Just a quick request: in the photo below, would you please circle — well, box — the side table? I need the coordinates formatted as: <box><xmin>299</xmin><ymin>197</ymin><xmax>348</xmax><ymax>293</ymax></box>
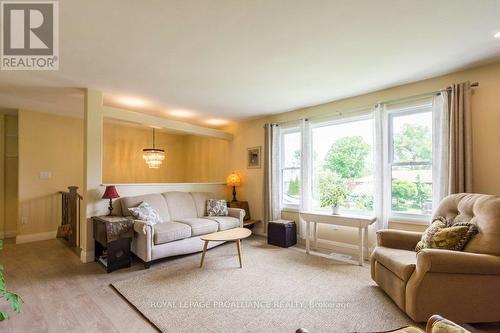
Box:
<box><xmin>229</xmin><ymin>200</ymin><xmax>261</xmax><ymax>229</ymax></box>
<box><xmin>92</xmin><ymin>215</ymin><xmax>134</xmax><ymax>273</ymax></box>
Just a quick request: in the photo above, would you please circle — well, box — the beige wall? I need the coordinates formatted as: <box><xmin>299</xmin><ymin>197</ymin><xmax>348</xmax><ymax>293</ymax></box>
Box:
<box><xmin>18</xmin><ymin>110</ymin><xmax>84</xmax><ymax>239</ymax></box>
<box><xmin>103</xmin><ymin>123</ymin><xmax>186</xmax><ymax>183</ymax></box>
<box><xmin>228</xmin><ymin>61</ymin><xmax>500</xmax><ymax>249</ymax></box>
<box><xmin>102</xmin><ymin>122</ymin><xmax>231</xmax><ymax>184</ymax></box>
<box><xmin>183</xmin><ymin>134</ymin><xmax>231</xmax><ymax>183</ymax></box>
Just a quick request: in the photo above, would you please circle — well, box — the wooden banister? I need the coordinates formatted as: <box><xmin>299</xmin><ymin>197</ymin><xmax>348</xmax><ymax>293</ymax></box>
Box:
<box><xmin>58</xmin><ymin>186</ymin><xmax>82</xmax><ymax>248</ymax></box>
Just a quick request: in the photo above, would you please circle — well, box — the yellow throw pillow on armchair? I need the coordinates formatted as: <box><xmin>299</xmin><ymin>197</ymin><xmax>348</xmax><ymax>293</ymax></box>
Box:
<box><xmin>415</xmin><ymin>217</ymin><xmax>478</xmax><ymax>252</ymax></box>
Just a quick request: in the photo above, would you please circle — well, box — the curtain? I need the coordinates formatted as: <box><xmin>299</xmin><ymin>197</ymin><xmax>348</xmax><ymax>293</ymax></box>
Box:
<box><xmin>447</xmin><ymin>82</ymin><xmax>473</xmax><ymax>193</ymax></box>
<box><xmin>299</xmin><ymin>119</ymin><xmax>311</xmax><ymax>238</ymax></box>
<box><xmin>373</xmin><ymin>104</ymin><xmax>389</xmax><ymax>229</ymax></box>
<box><xmin>263</xmin><ymin>123</ymin><xmax>281</xmax><ymax>230</ymax></box>
<box><xmin>432</xmin><ymin>92</ymin><xmax>450</xmax><ymax>209</ymax></box>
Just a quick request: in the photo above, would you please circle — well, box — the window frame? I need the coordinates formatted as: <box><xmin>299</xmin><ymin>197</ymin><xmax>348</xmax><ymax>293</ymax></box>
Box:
<box><xmin>279</xmin><ymin>126</ymin><xmax>301</xmax><ymax>209</ymax></box>
<box><xmin>310</xmin><ymin>113</ymin><xmax>375</xmax><ymax>215</ymax></box>
<box><xmin>386</xmin><ymin>103</ymin><xmax>433</xmax><ymax>222</ymax></box>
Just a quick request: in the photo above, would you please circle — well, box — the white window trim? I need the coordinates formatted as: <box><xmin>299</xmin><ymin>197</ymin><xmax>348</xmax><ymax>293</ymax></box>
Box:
<box><xmin>277</xmin><ymin>98</ymin><xmax>436</xmax><ymax>226</ymax></box>
<box><xmin>280</xmin><ymin>126</ymin><xmax>301</xmax><ymax>210</ymax></box>
<box><xmin>309</xmin><ymin>112</ymin><xmax>375</xmax><ymax>215</ymax></box>
<box><xmin>385</xmin><ymin>103</ymin><xmax>433</xmax><ymax>223</ymax></box>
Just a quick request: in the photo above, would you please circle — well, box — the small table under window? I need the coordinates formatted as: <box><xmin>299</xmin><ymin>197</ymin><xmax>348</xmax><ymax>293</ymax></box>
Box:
<box><xmin>299</xmin><ymin>211</ymin><xmax>376</xmax><ymax>266</ymax></box>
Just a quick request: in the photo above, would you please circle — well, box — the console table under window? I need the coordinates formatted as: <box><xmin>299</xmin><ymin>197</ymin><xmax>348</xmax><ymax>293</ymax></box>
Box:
<box><xmin>298</xmin><ymin>211</ymin><xmax>377</xmax><ymax>266</ymax></box>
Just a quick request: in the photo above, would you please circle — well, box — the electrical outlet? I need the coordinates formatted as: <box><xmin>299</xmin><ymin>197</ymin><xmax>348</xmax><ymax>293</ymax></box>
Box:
<box><xmin>21</xmin><ymin>216</ymin><xmax>28</xmax><ymax>225</ymax></box>
<box><xmin>39</xmin><ymin>171</ymin><xmax>52</xmax><ymax>179</ymax></box>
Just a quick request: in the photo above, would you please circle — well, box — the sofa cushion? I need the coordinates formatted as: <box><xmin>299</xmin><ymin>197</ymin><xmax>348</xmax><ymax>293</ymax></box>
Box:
<box><xmin>120</xmin><ymin>193</ymin><xmax>171</xmax><ymax>222</ymax></box>
<box><xmin>433</xmin><ymin>193</ymin><xmax>500</xmax><ymax>256</ymax></box>
<box><xmin>162</xmin><ymin>192</ymin><xmax>198</xmax><ymax>220</ymax></box>
<box><xmin>175</xmin><ymin>218</ymin><xmax>218</xmax><ymax>236</ymax></box>
<box><xmin>153</xmin><ymin>221</ymin><xmax>191</xmax><ymax>245</ymax></box>
<box><xmin>372</xmin><ymin>247</ymin><xmax>417</xmax><ymax>281</ymax></box>
<box><xmin>204</xmin><ymin>216</ymin><xmax>239</xmax><ymax>231</ymax></box>
<box><xmin>206</xmin><ymin>199</ymin><xmax>228</xmax><ymax>216</ymax></box>
<box><xmin>128</xmin><ymin>202</ymin><xmax>162</xmax><ymax>225</ymax></box>
<box><xmin>190</xmin><ymin>192</ymin><xmax>216</xmax><ymax>217</ymax></box>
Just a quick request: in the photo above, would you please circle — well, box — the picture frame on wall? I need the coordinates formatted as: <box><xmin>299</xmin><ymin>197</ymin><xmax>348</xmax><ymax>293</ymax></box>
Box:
<box><xmin>247</xmin><ymin>146</ymin><xmax>261</xmax><ymax>169</ymax></box>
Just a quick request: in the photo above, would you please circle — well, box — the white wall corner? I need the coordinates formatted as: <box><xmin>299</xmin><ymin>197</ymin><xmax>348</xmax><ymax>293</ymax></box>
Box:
<box><xmin>80</xmin><ymin>249</ymin><xmax>95</xmax><ymax>263</ymax></box>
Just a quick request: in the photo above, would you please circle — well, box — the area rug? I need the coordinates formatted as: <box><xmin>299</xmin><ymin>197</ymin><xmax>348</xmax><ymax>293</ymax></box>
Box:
<box><xmin>112</xmin><ymin>237</ymin><xmax>414</xmax><ymax>333</ymax></box>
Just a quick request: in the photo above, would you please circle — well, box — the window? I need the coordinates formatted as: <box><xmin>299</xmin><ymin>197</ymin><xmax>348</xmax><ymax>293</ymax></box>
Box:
<box><xmin>281</xmin><ymin>128</ymin><xmax>301</xmax><ymax>207</ymax></box>
<box><xmin>388</xmin><ymin>105</ymin><xmax>433</xmax><ymax>216</ymax></box>
<box><xmin>276</xmin><ymin>98</ymin><xmax>435</xmax><ymax>222</ymax></box>
<box><xmin>311</xmin><ymin>117</ymin><xmax>374</xmax><ymax>214</ymax></box>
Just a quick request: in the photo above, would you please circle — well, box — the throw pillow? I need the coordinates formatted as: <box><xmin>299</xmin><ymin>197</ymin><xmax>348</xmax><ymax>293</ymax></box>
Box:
<box><xmin>206</xmin><ymin>199</ymin><xmax>228</xmax><ymax>216</ymax></box>
<box><xmin>128</xmin><ymin>202</ymin><xmax>162</xmax><ymax>225</ymax></box>
<box><xmin>415</xmin><ymin>216</ymin><xmax>478</xmax><ymax>252</ymax></box>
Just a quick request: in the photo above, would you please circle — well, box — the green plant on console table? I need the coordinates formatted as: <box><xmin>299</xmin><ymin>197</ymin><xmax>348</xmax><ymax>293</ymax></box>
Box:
<box><xmin>0</xmin><ymin>240</ymin><xmax>23</xmax><ymax>321</ymax></box>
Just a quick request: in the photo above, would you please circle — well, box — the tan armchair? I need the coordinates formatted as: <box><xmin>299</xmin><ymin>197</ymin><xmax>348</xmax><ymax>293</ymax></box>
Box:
<box><xmin>371</xmin><ymin>193</ymin><xmax>500</xmax><ymax>323</ymax></box>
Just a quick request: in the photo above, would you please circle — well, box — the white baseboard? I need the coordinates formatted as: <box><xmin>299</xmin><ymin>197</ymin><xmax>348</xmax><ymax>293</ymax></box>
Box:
<box><xmin>80</xmin><ymin>250</ymin><xmax>95</xmax><ymax>263</ymax></box>
<box><xmin>16</xmin><ymin>230</ymin><xmax>57</xmax><ymax>244</ymax></box>
<box><xmin>0</xmin><ymin>230</ymin><xmax>17</xmax><ymax>239</ymax></box>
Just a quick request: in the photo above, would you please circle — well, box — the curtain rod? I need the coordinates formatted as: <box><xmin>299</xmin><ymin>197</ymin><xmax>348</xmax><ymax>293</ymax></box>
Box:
<box><xmin>265</xmin><ymin>81</ymin><xmax>479</xmax><ymax>127</ymax></box>
<box><xmin>377</xmin><ymin>82</ymin><xmax>479</xmax><ymax>106</ymax></box>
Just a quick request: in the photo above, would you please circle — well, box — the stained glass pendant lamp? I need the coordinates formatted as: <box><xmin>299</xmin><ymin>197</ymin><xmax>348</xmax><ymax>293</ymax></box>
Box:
<box><xmin>142</xmin><ymin>128</ymin><xmax>165</xmax><ymax>168</ymax></box>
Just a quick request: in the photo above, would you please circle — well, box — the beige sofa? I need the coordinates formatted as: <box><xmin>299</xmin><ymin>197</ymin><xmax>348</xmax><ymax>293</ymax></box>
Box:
<box><xmin>119</xmin><ymin>191</ymin><xmax>245</xmax><ymax>268</ymax></box>
<box><xmin>371</xmin><ymin>193</ymin><xmax>500</xmax><ymax>323</ymax></box>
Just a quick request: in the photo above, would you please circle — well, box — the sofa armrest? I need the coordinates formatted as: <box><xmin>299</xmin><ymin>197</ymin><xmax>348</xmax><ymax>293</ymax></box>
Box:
<box><xmin>133</xmin><ymin>219</ymin><xmax>155</xmax><ymax>235</ymax></box>
<box><xmin>131</xmin><ymin>219</ymin><xmax>153</xmax><ymax>263</ymax></box>
<box><xmin>417</xmin><ymin>248</ymin><xmax>500</xmax><ymax>275</ymax></box>
<box><xmin>376</xmin><ymin>229</ymin><xmax>422</xmax><ymax>250</ymax></box>
<box><xmin>228</xmin><ymin>208</ymin><xmax>245</xmax><ymax>227</ymax></box>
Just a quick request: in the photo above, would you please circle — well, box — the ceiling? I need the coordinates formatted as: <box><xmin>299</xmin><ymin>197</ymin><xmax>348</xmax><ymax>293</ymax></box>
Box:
<box><xmin>0</xmin><ymin>0</ymin><xmax>500</xmax><ymax>127</ymax></box>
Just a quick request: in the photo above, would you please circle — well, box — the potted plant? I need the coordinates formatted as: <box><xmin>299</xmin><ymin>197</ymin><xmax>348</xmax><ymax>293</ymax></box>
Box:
<box><xmin>0</xmin><ymin>240</ymin><xmax>22</xmax><ymax>321</ymax></box>
<box><xmin>319</xmin><ymin>172</ymin><xmax>349</xmax><ymax>215</ymax></box>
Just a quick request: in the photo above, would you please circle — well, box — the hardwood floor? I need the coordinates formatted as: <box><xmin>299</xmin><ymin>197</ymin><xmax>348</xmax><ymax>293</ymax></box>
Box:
<box><xmin>0</xmin><ymin>238</ymin><xmax>498</xmax><ymax>333</ymax></box>
<box><xmin>0</xmin><ymin>238</ymin><xmax>158</xmax><ymax>332</ymax></box>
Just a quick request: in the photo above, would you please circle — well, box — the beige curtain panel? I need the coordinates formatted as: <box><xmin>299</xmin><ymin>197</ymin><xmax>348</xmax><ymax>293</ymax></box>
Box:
<box><xmin>263</xmin><ymin>123</ymin><xmax>281</xmax><ymax>228</ymax></box>
<box><xmin>447</xmin><ymin>81</ymin><xmax>473</xmax><ymax>194</ymax></box>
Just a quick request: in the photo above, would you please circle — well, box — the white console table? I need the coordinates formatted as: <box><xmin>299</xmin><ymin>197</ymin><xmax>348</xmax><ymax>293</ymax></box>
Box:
<box><xmin>299</xmin><ymin>211</ymin><xmax>376</xmax><ymax>266</ymax></box>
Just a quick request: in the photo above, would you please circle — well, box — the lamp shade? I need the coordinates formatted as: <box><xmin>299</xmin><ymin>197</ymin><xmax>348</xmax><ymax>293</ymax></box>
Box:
<box><xmin>102</xmin><ymin>185</ymin><xmax>120</xmax><ymax>199</ymax></box>
<box><xmin>226</xmin><ymin>173</ymin><xmax>241</xmax><ymax>187</ymax></box>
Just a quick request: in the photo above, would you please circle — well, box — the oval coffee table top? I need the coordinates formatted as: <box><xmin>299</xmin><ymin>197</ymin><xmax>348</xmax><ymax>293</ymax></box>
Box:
<box><xmin>200</xmin><ymin>227</ymin><xmax>251</xmax><ymax>241</ymax></box>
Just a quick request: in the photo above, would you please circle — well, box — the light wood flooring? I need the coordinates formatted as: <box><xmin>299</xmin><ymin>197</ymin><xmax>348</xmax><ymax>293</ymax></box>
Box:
<box><xmin>0</xmin><ymin>238</ymin><xmax>158</xmax><ymax>332</ymax></box>
<box><xmin>0</xmin><ymin>238</ymin><xmax>498</xmax><ymax>333</ymax></box>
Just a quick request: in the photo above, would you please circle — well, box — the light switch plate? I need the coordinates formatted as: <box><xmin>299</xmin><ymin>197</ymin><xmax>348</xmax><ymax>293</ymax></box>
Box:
<box><xmin>39</xmin><ymin>171</ymin><xmax>52</xmax><ymax>179</ymax></box>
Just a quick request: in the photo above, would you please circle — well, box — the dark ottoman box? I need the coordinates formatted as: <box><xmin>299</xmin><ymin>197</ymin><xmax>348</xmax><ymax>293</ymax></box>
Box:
<box><xmin>267</xmin><ymin>219</ymin><xmax>297</xmax><ymax>248</ymax></box>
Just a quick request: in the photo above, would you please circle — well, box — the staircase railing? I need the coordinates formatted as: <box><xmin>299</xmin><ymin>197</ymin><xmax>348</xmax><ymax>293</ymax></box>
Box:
<box><xmin>58</xmin><ymin>186</ymin><xmax>82</xmax><ymax>248</ymax></box>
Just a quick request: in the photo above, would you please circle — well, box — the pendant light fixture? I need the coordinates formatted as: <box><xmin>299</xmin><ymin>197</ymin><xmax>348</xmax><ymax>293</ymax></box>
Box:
<box><xmin>142</xmin><ymin>128</ymin><xmax>165</xmax><ymax>168</ymax></box>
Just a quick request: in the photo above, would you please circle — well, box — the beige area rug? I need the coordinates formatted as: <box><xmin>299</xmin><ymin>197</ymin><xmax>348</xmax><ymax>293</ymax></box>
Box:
<box><xmin>112</xmin><ymin>237</ymin><xmax>414</xmax><ymax>333</ymax></box>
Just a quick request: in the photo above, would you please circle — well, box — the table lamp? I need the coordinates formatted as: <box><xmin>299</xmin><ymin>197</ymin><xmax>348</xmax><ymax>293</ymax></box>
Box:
<box><xmin>226</xmin><ymin>173</ymin><xmax>241</xmax><ymax>203</ymax></box>
<box><xmin>102</xmin><ymin>185</ymin><xmax>120</xmax><ymax>216</ymax></box>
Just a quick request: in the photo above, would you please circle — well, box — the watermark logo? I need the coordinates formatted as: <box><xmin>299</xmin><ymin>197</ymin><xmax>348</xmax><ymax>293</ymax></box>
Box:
<box><xmin>1</xmin><ymin>1</ymin><xmax>58</xmax><ymax>70</ymax></box>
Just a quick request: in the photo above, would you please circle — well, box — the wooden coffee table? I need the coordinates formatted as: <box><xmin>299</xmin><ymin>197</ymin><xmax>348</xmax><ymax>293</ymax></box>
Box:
<box><xmin>199</xmin><ymin>227</ymin><xmax>252</xmax><ymax>268</ymax></box>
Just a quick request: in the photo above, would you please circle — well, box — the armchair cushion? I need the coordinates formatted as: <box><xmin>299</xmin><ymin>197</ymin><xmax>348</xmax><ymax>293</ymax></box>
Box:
<box><xmin>415</xmin><ymin>217</ymin><xmax>478</xmax><ymax>252</ymax></box>
<box><xmin>377</xmin><ymin>229</ymin><xmax>422</xmax><ymax>251</ymax></box>
<box><xmin>372</xmin><ymin>247</ymin><xmax>417</xmax><ymax>281</ymax></box>
<box><xmin>416</xmin><ymin>248</ymin><xmax>500</xmax><ymax>275</ymax></box>
<box><xmin>433</xmin><ymin>193</ymin><xmax>500</xmax><ymax>256</ymax></box>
